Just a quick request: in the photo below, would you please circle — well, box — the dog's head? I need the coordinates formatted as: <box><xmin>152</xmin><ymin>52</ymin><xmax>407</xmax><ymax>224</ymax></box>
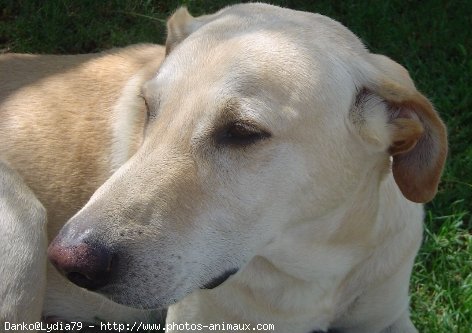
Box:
<box><xmin>48</xmin><ymin>3</ymin><xmax>446</xmax><ymax>309</ymax></box>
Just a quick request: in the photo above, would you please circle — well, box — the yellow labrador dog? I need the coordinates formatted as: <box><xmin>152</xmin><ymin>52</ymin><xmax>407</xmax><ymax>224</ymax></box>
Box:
<box><xmin>0</xmin><ymin>46</ymin><xmax>165</xmax><ymax>323</ymax></box>
<box><xmin>3</xmin><ymin>3</ymin><xmax>447</xmax><ymax>332</ymax></box>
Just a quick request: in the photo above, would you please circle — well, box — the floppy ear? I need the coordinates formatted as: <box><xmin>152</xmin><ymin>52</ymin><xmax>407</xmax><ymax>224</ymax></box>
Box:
<box><xmin>355</xmin><ymin>54</ymin><xmax>447</xmax><ymax>203</ymax></box>
<box><xmin>166</xmin><ymin>7</ymin><xmax>207</xmax><ymax>55</ymax></box>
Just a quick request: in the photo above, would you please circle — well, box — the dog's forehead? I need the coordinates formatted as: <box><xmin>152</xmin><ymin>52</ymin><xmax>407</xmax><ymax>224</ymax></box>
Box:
<box><xmin>155</xmin><ymin>32</ymin><xmax>318</xmax><ymax>106</ymax></box>
<box><xmin>144</xmin><ymin>4</ymin><xmax>366</xmax><ymax>129</ymax></box>
<box><xmin>199</xmin><ymin>3</ymin><xmax>367</xmax><ymax>58</ymax></box>
<box><xmin>159</xmin><ymin>4</ymin><xmax>365</xmax><ymax>92</ymax></box>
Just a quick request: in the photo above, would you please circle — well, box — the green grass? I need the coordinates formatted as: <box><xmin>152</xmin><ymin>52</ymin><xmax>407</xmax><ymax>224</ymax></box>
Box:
<box><xmin>411</xmin><ymin>204</ymin><xmax>471</xmax><ymax>332</ymax></box>
<box><xmin>1</xmin><ymin>0</ymin><xmax>471</xmax><ymax>332</ymax></box>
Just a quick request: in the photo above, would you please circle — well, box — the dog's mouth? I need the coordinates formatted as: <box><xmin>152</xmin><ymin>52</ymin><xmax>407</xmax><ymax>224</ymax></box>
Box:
<box><xmin>94</xmin><ymin>267</ymin><xmax>239</xmax><ymax>309</ymax></box>
<box><xmin>201</xmin><ymin>268</ymin><xmax>239</xmax><ymax>290</ymax></box>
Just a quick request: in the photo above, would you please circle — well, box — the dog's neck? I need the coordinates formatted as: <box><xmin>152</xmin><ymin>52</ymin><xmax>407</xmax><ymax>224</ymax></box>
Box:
<box><xmin>169</xmin><ymin>166</ymin><xmax>422</xmax><ymax>332</ymax></box>
<box><xmin>221</xmin><ymin>171</ymin><xmax>388</xmax><ymax>328</ymax></box>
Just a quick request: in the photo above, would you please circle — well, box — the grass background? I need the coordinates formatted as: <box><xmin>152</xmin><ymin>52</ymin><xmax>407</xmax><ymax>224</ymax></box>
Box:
<box><xmin>1</xmin><ymin>0</ymin><xmax>471</xmax><ymax>332</ymax></box>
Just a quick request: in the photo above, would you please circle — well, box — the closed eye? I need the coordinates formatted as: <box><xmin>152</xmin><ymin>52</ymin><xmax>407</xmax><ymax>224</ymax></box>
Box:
<box><xmin>138</xmin><ymin>93</ymin><xmax>151</xmax><ymax>123</ymax></box>
<box><xmin>138</xmin><ymin>93</ymin><xmax>159</xmax><ymax>124</ymax></box>
<box><xmin>216</xmin><ymin>121</ymin><xmax>271</xmax><ymax>146</ymax></box>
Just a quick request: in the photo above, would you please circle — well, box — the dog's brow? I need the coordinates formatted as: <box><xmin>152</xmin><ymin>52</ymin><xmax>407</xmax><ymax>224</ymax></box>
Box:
<box><xmin>209</xmin><ymin>99</ymin><xmax>243</xmax><ymax>128</ymax></box>
<box><xmin>215</xmin><ymin>100</ymin><xmax>260</xmax><ymax>128</ymax></box>
<box><xmin>214</xmin><ymin>99</ymin><xmax>272</xmax><ymax>131</ymax></box>
<box><xmin>221</xmin><ymin>99</ymin><xmax>242</xmax><ymax>118</ymax></box>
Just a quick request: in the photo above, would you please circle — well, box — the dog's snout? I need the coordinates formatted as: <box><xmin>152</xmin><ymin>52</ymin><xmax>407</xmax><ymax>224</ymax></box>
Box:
<box><xmin>47</xmin><ymin>241</ymin><xmax>114</xmax><ymax>290</ymax></box>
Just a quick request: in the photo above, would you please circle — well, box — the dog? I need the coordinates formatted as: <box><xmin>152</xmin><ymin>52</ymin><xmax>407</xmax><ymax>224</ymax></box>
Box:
<box><xmin>3</xmin><ymin>3</ymin><xmax>447</xmax><ymax>332</ymax></box>
<box><xmin>0</xmin><ymin>45</ymin><xmax>165</xmax><ymax>324</ymax></box>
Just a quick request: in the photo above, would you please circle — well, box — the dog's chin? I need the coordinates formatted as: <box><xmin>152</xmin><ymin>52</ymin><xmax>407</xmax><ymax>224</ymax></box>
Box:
<box><xmin>96</xmin><ymin>268</ymin><xmax>239</xmax><ymax>309</ymax></box>
<box><xmin>97</xmin><ymin>285</ymin><xmax>183</xmax><ymax>310</ymax></box>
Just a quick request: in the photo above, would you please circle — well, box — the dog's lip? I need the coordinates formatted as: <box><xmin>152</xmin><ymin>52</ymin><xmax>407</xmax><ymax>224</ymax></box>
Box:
<box><xmin>95</xmin><ymin>268</ymin><xmax>239</xmax><ymax>308</ymax></box>
<box><xmin>201</xmin><ymin>268</ymin><xmax>239</xmax><ymax>290</ymax></box>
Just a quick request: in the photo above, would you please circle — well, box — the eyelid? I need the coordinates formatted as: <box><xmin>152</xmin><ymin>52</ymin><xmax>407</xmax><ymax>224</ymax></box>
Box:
<box><xmin>137</xmin><ymin>93</ymin><xmax>153</xmax><ymax>128</ymax></box>
<box><xmin>215</xmin><ymin>120</ymin><xmax>271</xmax><ymax>146</ymax></box>
<box><xmin>230</xmin><ymin>119</ymin><xmax>271</xmax><ymax>137</ymax></box>
<box><xmin>138</xmin><ymin>92</ymin><xmax>148</xmax><ymax>107</ymax></box>
<box><xmin>139</xmin><ymin>93</ymin><xmax>150</xmax><ymax>109</ymax></box>
<box><xmin>139</xmin><ymin>89</ymin><xmax>162</xmax><ymax>123</ymax></box>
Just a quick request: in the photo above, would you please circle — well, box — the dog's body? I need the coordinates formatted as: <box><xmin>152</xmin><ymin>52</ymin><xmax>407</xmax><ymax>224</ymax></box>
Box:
<box><xmin>2</xmin><ymin>3</ymin><xmax>446</xmax><ymax>333</ymax></box>
<box><xmin>0</xmin><ymin>160</ymin><xmax>47</xmax><ymax>325</ymax></box>
<box><xmin>0</xmin><ymin>45</ymin><xmax>165</xmax><ymax>322</ymax></box>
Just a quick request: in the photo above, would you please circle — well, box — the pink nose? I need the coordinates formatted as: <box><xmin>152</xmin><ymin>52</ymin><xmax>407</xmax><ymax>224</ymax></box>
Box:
<box><xmin>47</xmin><ymin>241</ymin><xmax>113</xmax><ymax>290</ymax></box>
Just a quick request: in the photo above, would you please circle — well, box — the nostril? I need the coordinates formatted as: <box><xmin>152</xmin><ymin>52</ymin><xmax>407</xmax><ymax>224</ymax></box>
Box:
<box><xmin>47</xmin><ymin>241</ymin><xmax>114</xmax><ymax>290</ymax></box>
<box><xmin>67</xmin><ymin>272</ymin><xmax>93</xmax><ymax>289</ymax></box>
<box><xmin>66</xmin><ymin>271</ymin><xmax>110</xmax><ymax>290</ymax></box>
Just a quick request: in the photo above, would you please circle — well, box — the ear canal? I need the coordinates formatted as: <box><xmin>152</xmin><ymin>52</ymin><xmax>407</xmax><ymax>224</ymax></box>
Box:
<box><xmin>388</xmin><ymin>111</ymin><xmax>424</xmax><ymax>156</ymax></box>
<box><xmin>165</xmin><ymin>7</ymin><xmax>195</xmax><ymax>55</ymax></box>
<box><xmin>366</xmin><ymin>54</ymin><xmax>448</xmax><ymax>203</ymax></box>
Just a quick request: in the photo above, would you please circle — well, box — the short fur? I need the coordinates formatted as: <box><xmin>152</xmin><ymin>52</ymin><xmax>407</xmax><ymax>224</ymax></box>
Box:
<box><xmin>0</xmin><ymin>45</ymin><xmax>165</xmax><ymax>322</ymax></box>
<box><xmin>2</xmin><ymin>3</ymin><xmax>447</xmax><ymax>332</ymax></box>
<box><xmin>0</xmin><ymin>160</ymin><xmax>46</xmax><ymax>327</ymax></box>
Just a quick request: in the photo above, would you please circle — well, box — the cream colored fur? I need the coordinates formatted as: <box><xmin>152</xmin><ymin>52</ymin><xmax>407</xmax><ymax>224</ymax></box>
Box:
<box><xmin>0</xmin><ymin>160</ymin><xmax>46</xmax><ymax>329</ymax></box>
<box><xmin>1</xmin><ymin>3</ymin><xmax>447</xmax><ymax>333</ymax></box>
<box><xmin>0</xmin><ymin>45</ymin><xmax>165</xmax><ymax>323</ymax></box>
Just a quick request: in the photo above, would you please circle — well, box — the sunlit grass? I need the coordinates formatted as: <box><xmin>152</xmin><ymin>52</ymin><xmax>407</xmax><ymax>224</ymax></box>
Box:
<box><xmin>411</xmin><ymin>203</ymin><xmax>471</xmax><ymax>332</ymax></box>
